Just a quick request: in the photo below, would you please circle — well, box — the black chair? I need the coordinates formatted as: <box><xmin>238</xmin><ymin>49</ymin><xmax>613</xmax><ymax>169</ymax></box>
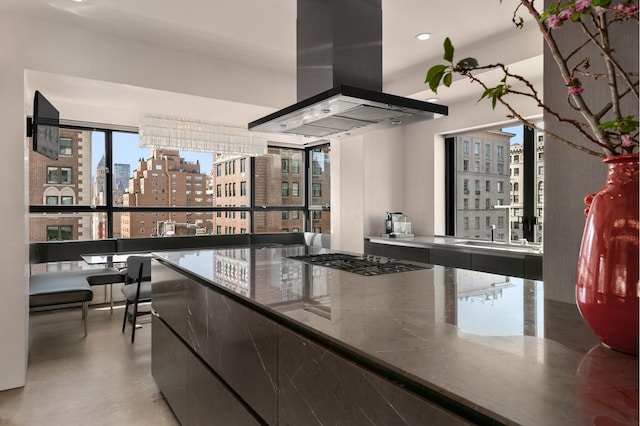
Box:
<box><xmin>121</xmin><ymin>256</ymin><xmax>152</xmax><ymax>343</ymax></box>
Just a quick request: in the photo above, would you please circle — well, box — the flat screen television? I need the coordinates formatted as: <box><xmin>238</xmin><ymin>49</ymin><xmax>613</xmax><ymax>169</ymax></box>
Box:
<box><xmin>31</xmin><ymin>90</ymin><xmax>60</xmax><ymax>160</ymax></box>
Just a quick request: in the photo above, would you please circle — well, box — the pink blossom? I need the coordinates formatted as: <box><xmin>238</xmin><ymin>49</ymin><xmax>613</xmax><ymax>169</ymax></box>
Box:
<box><xmin>568</xmin><ymin>86</ymin><xmax>584</xmax><ymax>95</ymax></box>
<box><xmin>623</xmin><ymin>3</ymin><xmax>639</xmax><ymax>13</ymax></box>
<box><xmin>575</xmin><ymin>0</ymin><xmax>592</xmax><ymax>12</ymax></box>
<box><xmin>546</xmin><ymin>14</ymin><xmax>562</xmax><ymax>28</ymax></box>
<box><xmin>621</xmin><ymin>134</ymin><xmax>635</xmax><ymax>147</ymax></box>
<box><xmin>558</xmin><ymin>7</ymin><xmax>575</xmax><ymax>20</ymax></box>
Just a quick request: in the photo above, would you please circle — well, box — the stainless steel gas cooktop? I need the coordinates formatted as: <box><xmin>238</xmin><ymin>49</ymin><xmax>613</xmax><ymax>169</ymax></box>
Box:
<box><xmin>286</xmin><ymin>253</ymin><xmax>429</xmax><ymax>276</ymax></box>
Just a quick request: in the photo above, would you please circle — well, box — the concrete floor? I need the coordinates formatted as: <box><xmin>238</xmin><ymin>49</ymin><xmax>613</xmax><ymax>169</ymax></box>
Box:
<box><xmin>0</xmin><ymin>305</ymin><xmax>179</xmax><ymax>426</ymax></box>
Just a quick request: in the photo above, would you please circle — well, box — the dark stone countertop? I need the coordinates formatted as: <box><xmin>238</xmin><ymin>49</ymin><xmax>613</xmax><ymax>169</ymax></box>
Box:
<box><xmin>152</xmin><ymin>245</ymin><xmax>637</xmax><ymax>425</ymax></box>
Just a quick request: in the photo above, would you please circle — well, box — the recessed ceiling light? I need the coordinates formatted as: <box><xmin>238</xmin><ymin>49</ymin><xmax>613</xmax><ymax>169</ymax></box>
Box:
<box><xmin>426</xmin><ymin>97</ymin><xmax>438</xmax><ymax>103</ymax></box>
<box><xmin>72</xmin><ymin>0</ymin><xmax>87</xmax><ymax>3</ymax></box>
<box><xmin>415</xmin><ymin>33</ymin><xmax>431</xmax><ymax>41</ymax></box>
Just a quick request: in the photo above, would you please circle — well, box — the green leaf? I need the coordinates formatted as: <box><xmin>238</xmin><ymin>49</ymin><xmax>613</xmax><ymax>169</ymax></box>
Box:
<box><xmin>443</xmin><ymin>71</ymin><xmax>452</xmax><ymax>87</ymax></box>
<box><xmin>443</xmin><ymin>38</ymin><xmax>454</xmax><ymax>63</ymax></box>
<box><xmin>592</xmin><ymin>0</ymin><xmax>611</xmax><ymax>7</ymax></box>
<box><xmin>456</xmin><ymin>57</ymin><xmax>479</xmax><ymax>69</ymax></box>
<box><xmin>425</xmin><ymin>65</ymin><xmax>446</xmax><ymax>83</ymax></box>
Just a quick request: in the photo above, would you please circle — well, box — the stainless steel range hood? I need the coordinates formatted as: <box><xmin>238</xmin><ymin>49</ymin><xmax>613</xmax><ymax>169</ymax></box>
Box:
<box><xmin>248</xmin><ymin>0</ymin><xmax>447</xmax><ymax>139</ymax></box>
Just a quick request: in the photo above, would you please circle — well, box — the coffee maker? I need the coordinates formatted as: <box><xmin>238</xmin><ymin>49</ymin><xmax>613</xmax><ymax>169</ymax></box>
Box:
<box><xmin>384</xmin><ymin>212</ymin><xmax>413</xmax><ymax>238</ymax></box>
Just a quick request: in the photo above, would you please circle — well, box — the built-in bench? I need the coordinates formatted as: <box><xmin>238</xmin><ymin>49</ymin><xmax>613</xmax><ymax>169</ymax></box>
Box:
<box><xmin>28</xmin><ymin>232</ymin><xmax>330</xmax><ymax>335</ymax></box>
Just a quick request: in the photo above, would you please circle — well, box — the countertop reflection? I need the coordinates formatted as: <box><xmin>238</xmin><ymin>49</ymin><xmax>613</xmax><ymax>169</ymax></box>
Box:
<box><xmin>153</xmin><ymin>246</ymin><xmax>638</xmax><ymax>425</ymax></box>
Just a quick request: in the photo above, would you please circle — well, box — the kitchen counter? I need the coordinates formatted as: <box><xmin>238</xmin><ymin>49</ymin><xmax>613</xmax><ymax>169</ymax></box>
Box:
<box><xmin>151</xmin><ymin>245</ymin><xmax>637</xmax><ymax>425</ymax></box>
<box><xmin>365</xmin><ymin>235</ymin><xmax>543</xmax><ymax>279</ymax></box>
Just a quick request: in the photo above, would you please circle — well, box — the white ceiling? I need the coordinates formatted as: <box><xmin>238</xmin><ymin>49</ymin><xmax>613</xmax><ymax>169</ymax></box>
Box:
<box><xmin>3</xmin><ymin>0</ymin><xmax>542</xmax><ymax>138</ymax></box>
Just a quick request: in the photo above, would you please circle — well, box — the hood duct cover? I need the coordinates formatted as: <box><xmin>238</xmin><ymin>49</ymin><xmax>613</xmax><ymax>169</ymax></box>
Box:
<box><xmin>248</xmin><ymin>0</ymin><xmax>447</xmax><ymax>139</ymax></box>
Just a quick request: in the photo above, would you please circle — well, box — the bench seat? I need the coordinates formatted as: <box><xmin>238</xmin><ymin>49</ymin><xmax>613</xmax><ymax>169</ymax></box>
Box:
<box><xmin>29</xmin><ymin>268</ymin><xmax>124</xmax><ymax>336</ymax></box>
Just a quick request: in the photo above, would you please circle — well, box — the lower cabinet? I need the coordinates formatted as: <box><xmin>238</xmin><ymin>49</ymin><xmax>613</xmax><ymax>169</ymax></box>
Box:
<box><xmin>152</xmin><ymin>315</ymin><xmax>260</xmax><ymax>425</ymax></box>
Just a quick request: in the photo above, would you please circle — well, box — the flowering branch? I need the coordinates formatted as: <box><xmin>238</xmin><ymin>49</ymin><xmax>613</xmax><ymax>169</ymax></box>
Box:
<box><xmin>425</xmin><ymin>0</ymin><xmax>639</xmax><ymax>158</ymax></box>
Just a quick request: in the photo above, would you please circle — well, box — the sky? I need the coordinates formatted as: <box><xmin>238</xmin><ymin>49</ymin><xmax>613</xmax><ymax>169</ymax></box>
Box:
<box><xmin>502</xmin><ymin>125</ymin><xmax>524</xmax><ymax>145</ymax></box>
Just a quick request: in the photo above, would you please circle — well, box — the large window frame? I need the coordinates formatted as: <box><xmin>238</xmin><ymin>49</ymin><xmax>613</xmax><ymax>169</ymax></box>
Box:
<box><xmin>29</xmin><ymin>123</ymin><xmax>330</xmax><ymax>238</ymax></box>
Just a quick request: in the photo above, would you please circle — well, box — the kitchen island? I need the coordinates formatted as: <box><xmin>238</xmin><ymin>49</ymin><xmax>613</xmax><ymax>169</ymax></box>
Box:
<box><xmin>150</xmin><ymin>245</ymin><xmax>637</xmax><ymax>425</ymax></box>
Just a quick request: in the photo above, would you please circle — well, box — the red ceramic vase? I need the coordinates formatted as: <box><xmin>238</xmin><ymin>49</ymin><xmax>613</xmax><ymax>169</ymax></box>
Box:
<box><xmin>576</xmin><ymin>153</ymin><xmax>639</xmax><ymax>355</ymax></box>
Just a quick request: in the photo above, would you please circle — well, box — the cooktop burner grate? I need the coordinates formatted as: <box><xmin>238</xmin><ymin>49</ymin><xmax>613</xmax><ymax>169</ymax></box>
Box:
<box><xmin>286</xmin><ymin>253</ymin><xmax>429</xmax><ymax>276</ymax></box>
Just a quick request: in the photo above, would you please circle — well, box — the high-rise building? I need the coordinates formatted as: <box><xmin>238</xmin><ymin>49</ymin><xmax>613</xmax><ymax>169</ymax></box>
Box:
<box><xmin>29</xmin><ymin>128</ymin><xmax>93</xmax><ymax>241</ymax></box>
<box><xmin>509</xmin><ymin>132</ymin><xmax>544</xmax><ymax>243</ymax></box>
<box><xmin>455</xmin><ymin>130</ymin><xmax>512</xmax><ymax>241</ymax></box>
<box><xmin>121</xmin><ymin>149</ymin><xmax>209</xmax><ymax>238</ymax></box>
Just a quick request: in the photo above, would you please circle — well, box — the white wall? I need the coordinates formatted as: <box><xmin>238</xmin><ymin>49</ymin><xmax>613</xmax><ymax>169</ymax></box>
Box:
<box><xmin>0</xmin><ymin>11</ymin><xmax>295</xmax><ymax>391</ymax></box>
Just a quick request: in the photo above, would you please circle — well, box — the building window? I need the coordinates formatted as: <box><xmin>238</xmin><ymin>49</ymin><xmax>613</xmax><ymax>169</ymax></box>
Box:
<box><xmin>498</xmin><ymin>216</ymin><xmax>504</xmax><ymax>227</ymax></box>
<box><xmin>463</xmin><ymin>179</ymin><xmax>469</xmax><ymax>194</ymax></box>
<box><xmin>497</xmin><ymin>163</ymin><xmax>504</xmax><ymax>174</ymax></box>
<box><xmin>486</xmin><ymin>217</ymin><xmax>491</xmax><ymax>228</ymax></box>
<box><xmin>514</xmin><ymin>167</ymin><xmax>520</xmax><ymax>176</ymax></box>
<box><xmin>513</xmin><ymin>182</ymin><xmax>519</xmax><ymax>192</ymax></box>
<box><xmin>463</xmin><ymin>141</ymin><xmax>469</xmax><ymax>154</ymax></box>
<box><xmin>47</xmin><ymin>167</ymin><xmax>72</xmax><ymax>184</ymax></box>
<box><xmin>497</xmin><ymin>146</ymin><xmax>504</xmax><ymax>158</ymax></box>
<box><xmin>485</xmin><ymin>180</ymin><xmax>491</xmax><ymax>192</ymax></box>
<box><xmin>475</xmin><ymin>199</ymin><xmax>480</xmax><ymax>209</ymax></box>
<box><xmin>485</xmin><ymin>144</ymin><xmax>491</xmax><ymax>157</ymax></box>
<box><xmin>61</xmin><ymin>196</ymin><xmax>73</xmax><ymax>205</ymax></box>
<box><xmin>312</xmin><ymin>211</ymin><xmax>322</xmax><ymax>220</ymax></box>
<box><xmin>475</xmin><ymin>217</ymin><xmax>480</xmax><ymax>229</ymax></box>
<box><xmin>292</xmin><ymin>159</ymin><xmax>300</xmax><ymax>174</ymax></box>
<box><xmin>240</xmin><ymin>158</ymin><xmax>246</xmax><ymax>173</ymax></box>
<box><xmin>59</xmin><ymin>137</ymin><xmax>72</xmax><ymax>156</ymax></box>
<box><xmin>538</xmin><ymin>165</ymin><xmax>544</xmax><ymax>175</ymax></box>
<box><xmin>474</xmin><ymin>179</ymin><xmax>480</xmax><ymax>194</ymax></box>
<box><xmin>513</xmin><ymin>195</ymin><xmax>519</xmax><ymax>203</ymax></box>
<box><xmin>46</xmin><ymin>195</ymin><xmax>58</xmax><ymax>205</ymax></box>
<box><xmin>485</xmin><ymin>198</ymin><xmax>491</xmax><ymax>209</ymax></box>
<box><xmin>514</xmin><ymin>155</ymin><xmax>520</xmax><ymax>162</ymax></box>
<box><xmin>281</xmin><ymin>182</ymin><xmax>289</xmax><ymax>197</ymax></box>
<box><xmin>464</xmin><ymin>217</ymin><xmax>469</xmax><ymax>230</ymax></box>
<box><xmin>463</xmin><ymin>160</ymin><xmax>469</xmax><ymax>171</ymax></box>
<box><xmin>485</xmin><ymin>162</ymin><xmax>490</xmax><ymax>173</ymax></box>
<box><xmin>282</xmin><ymin>211</ymin><xmax>289</xmax><ymax>220</ymax></box>
<box><xmin>463</xmin><ymin>198</ymin><xmax>469</xmax><ymax>209</ymax></box>
<box><xmin>292</xmin><ymin>211</ymin><xmax>299</xmax><ymax>219</ymax></box>
<box><xmin>474</xmin><ymin>161</ymin><xmax>480</xmax><ymax>172</ymax></box>
<box><xmin>292</xmin><ymin>182</ymin><xmax>299</xmax><ymax>197</ymax></box>
<box><xmin>240</xmin><ymin>181</ymin><xmax>247</xmax><ymax>196</ymax></box>
<box><xmin>47</xmin><ymin>225</ymin><xmax>72</xmax><ymax>241</ymax></box>
<box><xmin>497</xmin><ymin>181</ymin><xmax>504</xmax><ymax>193</ymax></box>
<box><xmin>312</xmin><ymin>183</ymin><xmax>321</xmax><ymax>198</ymax></box>
<box><xmin>282</xmin><ymin>158</ymin><xmax>290</xmax><ymax>173</ymax></box>
<box><xmin>474</xmin><ymin>142</ymin><xmax>480</xmax><ymax>156</ymax></box>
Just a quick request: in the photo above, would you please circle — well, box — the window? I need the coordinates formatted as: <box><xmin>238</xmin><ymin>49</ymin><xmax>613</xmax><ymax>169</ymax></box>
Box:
<box><xmin>497</xmin><ymin>181</ymin><xmax>504</xmax><ymax>193</ymax></box>
<box><xmin>497</xmin><ymin>146</ymin><xmax>504</xmax><ymax>158</ymax></box>
<box><xmin>514</xmin><ymin>167</ymin><xmax>520</xmax><ymax>176</ymax></box>
<box><xmin>282</xmin><ymin>211</ymin><xmax>289</xmax><ymax>220</ymax></box>
<box><xmin>463</xmin><ymin>198</ymin><xmax>469</xmax><ymax>209</ymax></box>
<box><xmin>485</xmin><ymin>144</ymin><xmax>491</xmax><ymax>156</ymax></box>
<box><xmin>47</xmin><ymin>225</ymin><xmax>72</xmax><ymax>241</ymax></box>
<box><xmin>497</xmin><ymin>163</ymin><xmax>504</xmax><ymax>174</ymax></box>
<box><xmin>463</xmin><ymin>141</ymin><xmax>469</xmax><ymax>154</ymax></box>
<box><xmin>474</xmin><ymin>142</ymin><xmax>480</xmax><ymax>156</ymax></box>
<box><xmin>475</xmin><ymin>217</ymin><xmax>480</xmax><ymax>229</ymax></box>
<box><xmin>30</xmin><ymin>125</ymin><xmax>328</xmax><ymax>240</ymax></box>
<box><xmin>475</xmin><ymin>199</ymin><xmax>480</xmax><ymax>209</ymax></box>
<box><xmin>485</xmin><ymin>162</ymin><xmax>490</xmax><ymax>173</ymax></box>
<box><xmin>486</xmin><ymin>217</ymin><xmax>491</xmax><ymax>228</ymax></box>
<box><xmin>47</xmin><ymin>167</ymin><xmax>72</xmax><ymax>184</ymax></box>
<box><xmin>485</xmin><ymin>180</ymin><xmax>491</xmax><ymax>192</ymax></box>
<box><xmin>59</xmin><ymin>137</ymin><xmax>72</xmax><ymax>156</ymax></box>
<box><xmin>514</xmin><ymin>155</ymin><xmax>520</xmax><ymax>162</ymax></box>
<box><xmin>486</xmin><ymin>199</ymin><xmax>491</xmax><ymax>209</ymax></box>
<box><xmin>312</xmin><ymin>211</ymin><xmax>322</xmax><ymax>219</ymax></box>
<box><xmin>463</xmin><ymin>160</ymin><xmax>469</xmax><ymax>171</ymax></box>
<box><xmin>538</xmin><ymin>166</ymin><xmax>544</xmax><ymax>175</ymax></box>
<box><xmin>513</xmin><ymin>195</ymin><xmax>519</xmax><ymax>203</ymax></box>
<box><xmin>464</xmin><ymin>217</ymin><xmax>469</xmax><ymax>230</ymax></box>
<box><xmin>513</xmin><ymin>182</ymin><xmax>519</xmax><ymax>192</ymax></box>
<box><xmin>473</xmin><ymin>161</ymin><xmax>480</xmax><ymax>172</ymax></box>
<box><xmin>498</xmin><ymin>216</ymin><xmax>504</xmax><ymax>227</ymax></box>
<box><xmin>474</xmin><ymin>180</ymin><xmax>480</xmax><ymax>194</ymax></box>
<box><xmin>538</xmin><ymin>152</ymin><xmax>544</xmax><ymax>160</ymax></box>
<box><xmin>282</xmin><ymin>158</ymin><xmax>290</xmax><ymax>173</ymax></box>
<box><xmin>463</xmin><ymin>179</ymin><xmax>469</xmax><ymax>194</ymax></box>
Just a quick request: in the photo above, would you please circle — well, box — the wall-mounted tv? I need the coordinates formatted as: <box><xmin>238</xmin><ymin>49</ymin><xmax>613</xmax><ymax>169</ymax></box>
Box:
<box><xmin>31</xmin><ymin>91</ymin><xmax>60</xmax><ymax>160</ymax></box>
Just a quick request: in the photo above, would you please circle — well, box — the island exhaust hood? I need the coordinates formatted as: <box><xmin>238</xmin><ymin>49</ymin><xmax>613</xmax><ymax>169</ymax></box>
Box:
<box><xmin>248</xmin><ymin>0</ymin><xmax>448</xmax><ymax>139</ymax></box>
